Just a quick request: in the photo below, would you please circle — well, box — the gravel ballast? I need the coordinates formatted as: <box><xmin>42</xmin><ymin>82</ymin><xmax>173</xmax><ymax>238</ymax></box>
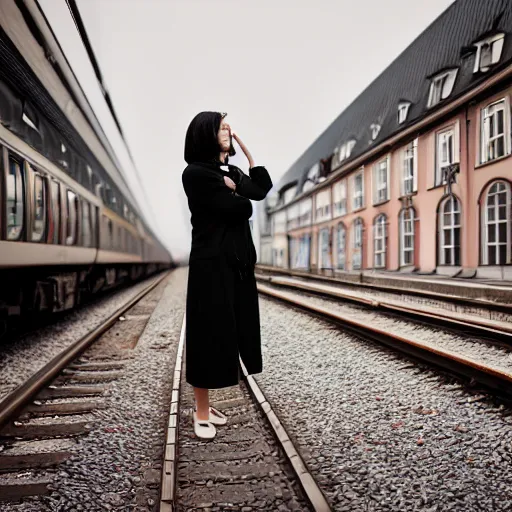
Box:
<box><xmin>3</xmin><ymin>269</ymin><xmax>187</xmax><ymax>511</ymax></box>
<box><xmin>255</xmin><ymin>295</ymin><xmax>512</xmax><ymax>511</ymax></box>
<box><xmin>260</xmin><ymin>283</ymin><xmax>512</xmax><ymax>376</ymax></box>
<box><xmin>0</xmin><ymin>274</ymin><xmax>164</xmax><ymax>402</ymax></box>
<box><xmin>262</xmin><ymin>274</ymin><xmax>512</xmax><ymax>325</ymax></box>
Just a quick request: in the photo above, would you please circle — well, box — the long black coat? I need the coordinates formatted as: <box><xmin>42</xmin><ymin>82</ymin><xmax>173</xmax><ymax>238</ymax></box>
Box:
<box><xmin>182</xmin><ymin>161</ymin><xmax>273</xmax><ymax>389</ymax></box>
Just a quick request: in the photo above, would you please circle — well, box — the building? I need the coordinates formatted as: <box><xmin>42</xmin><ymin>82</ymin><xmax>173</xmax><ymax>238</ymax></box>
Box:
<box><xmin>259</xmin><ymin>0</ymin><xmax>512</xmax><ymax>280</ymax></box>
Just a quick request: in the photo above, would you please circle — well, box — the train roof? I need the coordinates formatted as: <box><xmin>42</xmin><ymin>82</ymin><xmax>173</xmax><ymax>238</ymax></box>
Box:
<box><xmin>274</xmin><ymin>0</ymin><xmax>512</xmax><ymax>196</ymax></box>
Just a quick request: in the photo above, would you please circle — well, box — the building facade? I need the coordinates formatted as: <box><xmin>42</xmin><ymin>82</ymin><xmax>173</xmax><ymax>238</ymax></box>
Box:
<box><xmin>259</xmin><ymin>1</ymin><xmax>512</xmax><ymax>280</ymax></box>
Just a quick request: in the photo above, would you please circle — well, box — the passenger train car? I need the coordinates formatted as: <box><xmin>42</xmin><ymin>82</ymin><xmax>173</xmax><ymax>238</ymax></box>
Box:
<box><xmin>0</xmin><ymin>1</ymin><xmax>172</xmax><ymax>332</ymax></box>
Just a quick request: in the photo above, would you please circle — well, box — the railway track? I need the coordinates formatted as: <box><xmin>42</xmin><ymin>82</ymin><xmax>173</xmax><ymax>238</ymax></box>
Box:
<box><xmin>256</xmin><ymin>277</ymin><xmax>512</xmax><ymax>399</ymax></box>
<box><xmin>255</xmin><ymin>266</ymin><xmax>512</xmax><ymax>313</ymax></box>
<box><xmin>162</xmin><ymin>316</ymin><xmax>330</xmax><ymax>512</ymax></box>
<box><xmin>0</xmin><ymin>272</ymin><xmax>169</xmax><ymax>505</ymax></box>
<box><xmin>0</xmin><ymin>266</ymin><xmax>332</xmax><ymax>511</ymax></box>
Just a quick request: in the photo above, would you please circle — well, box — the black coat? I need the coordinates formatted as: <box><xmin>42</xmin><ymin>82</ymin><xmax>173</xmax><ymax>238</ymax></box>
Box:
<box><xmin>182</xmin><ymin>161</ymin><xmax>273</xmax><ymax>389</ymax></box>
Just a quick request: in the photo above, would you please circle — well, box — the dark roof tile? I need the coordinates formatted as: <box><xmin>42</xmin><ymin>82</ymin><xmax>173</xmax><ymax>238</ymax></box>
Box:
<box><xmin>275</xmin><ymin>0</ymin><xmax>512</xmax><ymax>195</ymax></box>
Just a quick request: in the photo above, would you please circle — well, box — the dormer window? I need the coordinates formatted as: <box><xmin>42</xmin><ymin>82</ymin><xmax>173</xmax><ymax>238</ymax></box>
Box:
<box><xmin>370</xmin><ymin>124</ymin><xmax>381</xmax><ymax>140</ymax></box>
<box><xmin>474</xmin><ymin>33</ymin><xmax>505</xmax><ymax>73</ymax></box>
<box><xmin>283</xmin><ymin>185</ymin><xmax>297</xmax><ymax>205</ymax></box>
<box><xmin>302</xmin><ymin>163</ymin><xmax>320</xmax><ymax>191</ymax></box>
<box><xmin>307</xmin><ymin>162</ymin><xmax>320</xmax><ymax>182</ymax></box>
<box><xmin>398</xmin><ymin>102</ymin><xmax>411</xmax><ymax>124</ymax></box>
<box><xmin>346</xmin><ymin>139</ymin><xmax>356</xmax><ymax>157</ymax></box>
<box><xmin>428</xmin><ymin>69</ymin><xmax>458</xmax><ymax>108</ymax></box>
<box><xmin>302</xmin><ymin>180</ymin><xmax>314</xmax><ymax>192</ymax></box>
<box><xmin>336</xmin><ymin>139</ymin><xmax>357</xmax><ymax>165</ymax></box>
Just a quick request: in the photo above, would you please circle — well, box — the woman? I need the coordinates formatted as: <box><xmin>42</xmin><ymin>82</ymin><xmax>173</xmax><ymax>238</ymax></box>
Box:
<box><xmin>182</xmin><ymin>111</ymin><xmax>273</xmax><ymax>439</ymax></box>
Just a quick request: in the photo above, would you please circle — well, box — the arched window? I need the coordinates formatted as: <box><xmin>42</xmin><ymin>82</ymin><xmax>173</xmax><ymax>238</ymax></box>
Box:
<box><xmin>336</xmin><ymin>222</ymin><xmax>346</xmax><ymax>270</ymax></box>
<box><xmin>318</xmin><ymin>228</ymin><xmax>332</xmax><ymax>269</ymax></box>
<box><xmin>374</xmin><ymin>214</ymin><xmax>387</xmax><ymax>268</ymax></box>
<box><xmin>399</xmin><ymin>208</ymin><xmax>415</xmax><ymax>266</ymax></box>
<box><xmin>482</xmin><ymin>181</ymin><xmax>511</xmax><ymax>265</ymax></box>
<box><xmin>352</xmin><ymin>218</ymin><xmax>363</xmax><ymax>270</ymax></box>
<box><xmin>439</xmin><ymin>196</ymin><xmax>461</xmax><ymax>266</ymax></box>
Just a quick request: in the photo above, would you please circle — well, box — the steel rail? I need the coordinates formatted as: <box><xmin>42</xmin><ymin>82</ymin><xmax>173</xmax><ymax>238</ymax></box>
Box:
<box><xmin>0</xmin><ymin>271</ymin><xmax>169</xmax><ymax>430</ymax></box>
<box><xmin>258</xmin><ymin>283</ymin><xmax>512</xmax><ymax>398</ymax></box>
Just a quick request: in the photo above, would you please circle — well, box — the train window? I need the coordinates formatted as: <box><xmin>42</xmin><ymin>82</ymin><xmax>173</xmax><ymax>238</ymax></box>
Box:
<box><xmin>32</xmin><ymin>173</ymin><xmax>46</xmax><ymax>242</ymax></box>
<box><xmin>90</xmin><ymin>205</ymin><xmax>97</xmax><ymax>247</ymax></box>
<box><xmin>50</xmin><ymin>181</ymin><xmax>61</xmax><ymax>244</ymax></box>
<box><xmin>6</xmin><ymin>158</ymin><xmax>24</xmax><ymax>241</ymax></box>
<box><xmin>86</xmin><ymin>166</ymin><xmax>93</xmax><ymax>190</ymax></box>
<box><xmin>82</xmin><ymin>200</ymin><xmax>92</xmax><ymax>247</ymax></box>
<box><xmin>66</xmin><ymin>190</ymin><xmax>78</xmax><ymax>245</ymax></box>
<box><xmin>108</xmin><ymin>218</ymin><xmax>113</xmax><ymax>249</ymax></box>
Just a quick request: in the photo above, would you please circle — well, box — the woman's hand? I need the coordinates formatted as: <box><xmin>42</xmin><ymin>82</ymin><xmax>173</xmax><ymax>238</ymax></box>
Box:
<box><xmin>224</xmin><ymin>176</ymin><xmax>236</xmax><ymax>191</ymax></box>
<box><xmin>231</xmin><ymin>130</ymin><xmax>255</xmax><ymax>169</ymax></box>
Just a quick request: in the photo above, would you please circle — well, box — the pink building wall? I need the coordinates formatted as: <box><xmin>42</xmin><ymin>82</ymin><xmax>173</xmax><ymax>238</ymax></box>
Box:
<box><xmin>285</xmin><ymin>83</ymin><xmax>512</xmax><ymax>277</ymax></box>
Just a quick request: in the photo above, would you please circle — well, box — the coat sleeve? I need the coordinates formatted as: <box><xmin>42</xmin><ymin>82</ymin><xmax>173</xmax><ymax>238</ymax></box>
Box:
<box><xmin>230</xmin><ymin>165</ymin><xmax>273</xmax><ymax>201</ymax></box>
<box><xmin>182</xmin><ymin>166</ymin><xmax>253</xmax><ymax>219</ymax></box>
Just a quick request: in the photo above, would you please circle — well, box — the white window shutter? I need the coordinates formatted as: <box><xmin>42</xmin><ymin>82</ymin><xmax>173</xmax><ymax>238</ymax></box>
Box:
<box><xmin>371</xmin><ymin>165</ymin><xmax>376</xmax><ymax>205</ymax></box>
<box><xmin>400</xmin><ymin>149</ymin><xmax>405</xmax><ymax>197</ymax></box>
<box><xmin>505</xmin><ymin>96</ymin><xmax>512</xmax><ymax>156</ymax></box>
<box><xmin>386</xmin><ymin>155</ymin><xmax>391</xmax><ymax>200</ymax></box>
<box><xmin>413</xmin><ymin>138</ymin><xmax>418</xmax><ymax>192</ymax></box>
<box><xmin>482</xmin><ymin>106</ymin><xmax>491</xmax><ymax>164</ymax></box>
<box><xmin>454</xmin><ymin>121</ymin><xmax>461</xmax><ymax>164</ymax></box>
<box><xmin>350</xmin><ymin>174</ymin><xmax>354</xmax><ymax>211</ymax></box>
<box><xmin>361</xmin><ymin>167</ymin><xmax>365</xmax><ymax>207</ymax></box>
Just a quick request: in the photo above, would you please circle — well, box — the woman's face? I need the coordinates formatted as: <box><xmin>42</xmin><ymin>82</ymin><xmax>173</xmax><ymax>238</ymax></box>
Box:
<box><xmin>218</xmin><ymin>118</ymin><xmax>231</xmax><ymax>152</ymax></box>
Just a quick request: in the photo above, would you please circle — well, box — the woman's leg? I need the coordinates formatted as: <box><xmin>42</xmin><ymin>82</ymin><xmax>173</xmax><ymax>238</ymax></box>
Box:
<box><xmin>194</xmin><ymin>387</ymin><xmax>210</xmax><ymax>420</ymax></box>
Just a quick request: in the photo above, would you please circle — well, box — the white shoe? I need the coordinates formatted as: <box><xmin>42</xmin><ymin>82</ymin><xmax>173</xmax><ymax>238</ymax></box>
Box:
<box><xmin>208</xmin><ymin>406</ymin><xmax>227</xmax><ymax>426</ymax></box>
<box><xmin>193</xmin><ymin>411</ymin><xmax>216</xmax><ymax>439</ymax></box>
<box><xmin>194</xmin><ymin>405</ymin><xmax>227</xmax><ymax>426</ymax></box>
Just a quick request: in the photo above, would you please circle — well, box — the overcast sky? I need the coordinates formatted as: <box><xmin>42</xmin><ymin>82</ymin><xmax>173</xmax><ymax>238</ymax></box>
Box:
<box><xmin>39</xmin><ymin>0</ymin><xmax>455</xmax><ymax>260</ymax></box>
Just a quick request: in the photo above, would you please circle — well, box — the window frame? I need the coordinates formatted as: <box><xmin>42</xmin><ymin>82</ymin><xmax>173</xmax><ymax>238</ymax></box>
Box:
<box><xmin>438</xmin><ymin>195</ymin><xmax>461</xmax><ymax>266</ymax></box>
<box><xmin>373</xmin><ymin>214</ymin><xmax>387</xmax><ymax>269</ymax></box>
<box><xmin>480</xmin><ymin>98</ymin><xmax>511</xmax><ymax>164</ymax></box>
<box><xmin>352</xmin><ymin>217</ymin><xmax>364</xmax><ymax>270</ymax></box>
<box><xmin>49</xmin><ymin>179</ymin><xmax>61</xmax><ymax>244</ymax></box>
<box><xmin>474</xmin><ymin>33</ymin><xmax>505</xmax><ymax>73</ymax></box>
<box><xmin>6</xmin><ymin>153</ymin><xmax>25</xmax><ymax>242</ymax></box>
<box><xmin>399</xmin><ymin>208</ymin><xmax>416</xmax><ymax>267</ymax></box>
<box><xmin>333</xmin><ymin>180</ymin><xmax>347</xmax><ymax>217</ymax></box>
<box><xmin>318</xmin><ymin>227</ymin><xmax>331</xmax><ymax>269</ymax></box>
<box><xmin>481</xmin><ymin>180</ymin><xmax>511</xmax><ymax>265</ymax></box>
<box><xmin>398</xmin><ymin>102</ymin><xmax>411</xmax><ymax>124</ymax></box>
<box><xmin>427</xmin><ymin>69</ymin><xmax>458</xmax><ymax>108</ymax></box>
<box><xmin>352</xmin><ymin>168</ymin><xmax>365</xmax><ymax>211</ymax></box>
<box><xmin>29</xmin><ymin>166</ymin><xmax>48</xmax><ymax>243</ymax></box>
<box><xmin>336</xmin><ymin>222</ymin><xmax>346</xmax><ymax>270</ymax></box>
<box><xmin>66</xmin><ymin>189</ymin><xmax>79</xmax><ymax>246</ymax></box>
<box><xmin>435</xmin><ymin>125</ymin><xmax>459</xmax><ymax>186</ymax></box>
<box><xmin>401</xmin><ymin>139</ymin><xmax>418</xmax><ymax>196</ymax></box>
<box><xmin>373</xmin><ymin>156</ymin><xmax>390</xmax><ymax>205</ymax></box>
<box><xmin>81</xmin><ymin>198</ymin><xmax>92</xmax><ymax>248</ymax></box>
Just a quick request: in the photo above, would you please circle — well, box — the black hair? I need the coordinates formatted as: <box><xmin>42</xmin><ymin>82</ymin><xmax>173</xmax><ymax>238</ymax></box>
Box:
<box><xmin>184</xmin><ymin>111</ymin><xmax>236</xmax><ymax>164</ymax></box>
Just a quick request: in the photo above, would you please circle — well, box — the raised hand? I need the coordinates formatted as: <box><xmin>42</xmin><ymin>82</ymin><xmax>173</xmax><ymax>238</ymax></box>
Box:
<box><xmin>231</xmin><ymin>130</ymin><xmax>255</xmax><ymax>169</ymax></box>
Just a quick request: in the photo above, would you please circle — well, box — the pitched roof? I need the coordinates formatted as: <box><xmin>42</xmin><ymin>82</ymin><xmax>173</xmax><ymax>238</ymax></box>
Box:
<box><xmin>274</xmin><ymin>0</ymin><xmax>512</xmax><ymax>195</ymax></box>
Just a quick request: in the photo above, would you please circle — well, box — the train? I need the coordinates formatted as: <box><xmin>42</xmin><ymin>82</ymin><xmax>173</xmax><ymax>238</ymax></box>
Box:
<box><xmin>0</xmin><ymin>0</ymin><xmax>173</xmax><ymax>335</ymax></box>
